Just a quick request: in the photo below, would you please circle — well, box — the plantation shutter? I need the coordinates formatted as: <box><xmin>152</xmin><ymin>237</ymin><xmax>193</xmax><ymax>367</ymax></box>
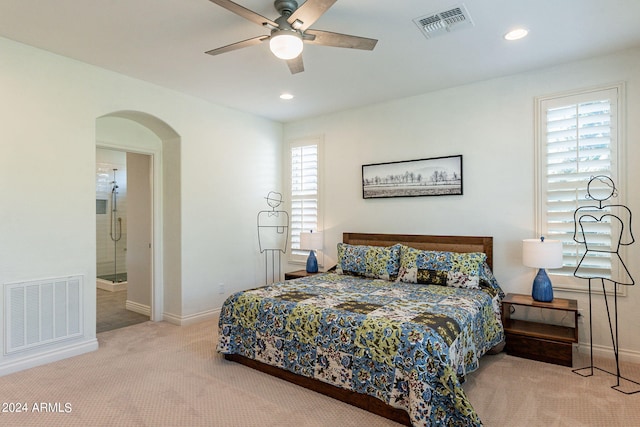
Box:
<box><xmin>537</xmin><ymin>86</ymin><xmax>620</xmax><ymax>283</ymax></box>
<box><xmin>290</xmin><ymin>143</ymin><xmax>319</xmax><ymax>258</ymax></box>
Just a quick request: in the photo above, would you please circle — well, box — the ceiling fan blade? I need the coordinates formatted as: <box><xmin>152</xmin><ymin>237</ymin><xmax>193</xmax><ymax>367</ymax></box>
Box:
<box><xmin>304</xmin><ymin>29</ymin><xmax>378</xmax><ymax>50</ymax></box>
<box><xmin>288</xmin><ymin>0</ymin><xmax>337</xmax><ymax>31</ymax></box>
<box><xmin>209</xmin><ymin>0</ymin><xmax>278</xmax><ymax>27</ymax></box>
<box><xmin>205</xmin><ymin>35</ymin><xmax>269</xmax><ymax>56</ymax></box>
<box><xmin>286</xmin><ymin>55</ymin><xmax>304</xmax><ymax>74</ymax></box>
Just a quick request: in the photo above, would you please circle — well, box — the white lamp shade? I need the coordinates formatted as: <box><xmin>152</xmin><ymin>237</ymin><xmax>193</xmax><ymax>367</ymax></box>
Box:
<box><xmin>522</xmin><ymin>238</ymin><xmax>563</xmax><ymax>269</ymax></box>
<box><xmin>269</xmin><ymin>31</ymin><xmax>303</xmax><ymax>60</ymax></box>
<box><xmin>300</xmin><ymin>231</ymin><xmax>323</xmax><ymax>251</ymax></box>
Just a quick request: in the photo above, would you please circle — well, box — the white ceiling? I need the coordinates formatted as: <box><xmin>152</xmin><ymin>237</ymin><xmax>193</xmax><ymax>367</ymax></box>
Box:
<box><xmin>1</xmin><ymin>0</ymin><xmax>640</xmax><ymax>123</ymax></box>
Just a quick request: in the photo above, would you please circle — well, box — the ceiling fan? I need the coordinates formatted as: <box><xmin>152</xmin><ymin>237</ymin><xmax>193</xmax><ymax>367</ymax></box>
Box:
<box><xmin>205</xmin><ymin>0</ymin><xmax>378</xmax><ymax>74</ymax></box>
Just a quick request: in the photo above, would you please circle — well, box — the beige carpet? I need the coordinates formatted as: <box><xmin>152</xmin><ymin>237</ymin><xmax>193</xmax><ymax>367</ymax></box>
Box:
<box><xmin>1</xmin><ymin>317</ymin><xmax>639</xmax><ymax>426</ymax></box>
<box><xmin>464</xmin><ymin>349</ymin><xmax>640</xmax><ymax>426</ymax></box>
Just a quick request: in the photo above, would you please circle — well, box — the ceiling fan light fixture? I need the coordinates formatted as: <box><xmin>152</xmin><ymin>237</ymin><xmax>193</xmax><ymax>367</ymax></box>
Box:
<box><xmin>269</xmin><ymin>30</ymin><xmax>303</xmax><ymax>60</ymax></box>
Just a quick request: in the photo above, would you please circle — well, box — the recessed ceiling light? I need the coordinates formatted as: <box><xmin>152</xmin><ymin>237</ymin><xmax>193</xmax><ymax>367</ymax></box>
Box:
<box><xmin>280</xmin><ymin>93</ymin><xmax>294</xmax><ymax>100</ymax></box>
<box><xmin>504</xmin><ymin>28</ymin><xmax>529</xmax><ymax>41</ymax></box>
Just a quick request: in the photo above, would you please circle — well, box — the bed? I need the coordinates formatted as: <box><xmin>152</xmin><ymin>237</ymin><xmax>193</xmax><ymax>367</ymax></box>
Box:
<box><xmin>217</xmin><ymin>233</ymin><xmax>505</xmax><ymax>426</ymax></box>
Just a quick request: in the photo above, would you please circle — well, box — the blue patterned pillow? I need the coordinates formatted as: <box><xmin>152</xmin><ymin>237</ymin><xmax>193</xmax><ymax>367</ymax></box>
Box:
<box><xmin>336</xmin><ymin>243</ymin><xmax>402</xmax><ymax>281</ymax></box>
<box><xmin>479</xmin><ymin>261</ymin><xmax>505</xmax><ymax>299</ymax></box>
<box><xmin>398</xmin><ymin>246</ymin><xmax>487</xmax><ymax>289</ymax></box>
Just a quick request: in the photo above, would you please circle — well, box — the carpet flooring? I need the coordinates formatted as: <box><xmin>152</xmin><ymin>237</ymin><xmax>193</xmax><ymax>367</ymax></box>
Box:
<box><xmin>1</xmin><ymin>317</ymin><xmax>639</xmax><ymax>426</ymax></box>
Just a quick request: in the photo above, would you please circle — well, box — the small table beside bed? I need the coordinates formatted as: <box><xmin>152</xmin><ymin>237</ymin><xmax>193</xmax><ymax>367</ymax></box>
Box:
<box><xmin>217</xmin><ymin>233</ymin><xmax>505</xmax><ymax>426</ymax></box>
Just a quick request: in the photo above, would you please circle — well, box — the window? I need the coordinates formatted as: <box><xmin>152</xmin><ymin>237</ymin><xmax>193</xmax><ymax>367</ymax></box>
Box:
<box><xmin>535</xmin><ymin>84</ymin><xmax>625</xmax><ymax>292</ymax></box>
<box><xmin>286</xmin><ymin>136</ymin><xmax>323</xmax><ymax>264</ymax></box>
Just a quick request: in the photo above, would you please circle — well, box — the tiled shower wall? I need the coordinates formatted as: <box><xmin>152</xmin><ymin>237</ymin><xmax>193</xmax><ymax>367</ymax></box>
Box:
<box><xmin>96</xmin><ymin>149</ymin><xmax>127</xmax><ymax>278</ymax></box>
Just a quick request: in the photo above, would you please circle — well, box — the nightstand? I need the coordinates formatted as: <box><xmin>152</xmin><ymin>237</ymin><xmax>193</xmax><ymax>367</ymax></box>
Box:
<box><xmin>501</xmin><ymin>293</ymin><xmax>578</xmax><ymax>367</ymax></box>
<box><xmin>284</xmin><ymin>269</ymin><xmax>320</xmax><ymax>280</ymax></box>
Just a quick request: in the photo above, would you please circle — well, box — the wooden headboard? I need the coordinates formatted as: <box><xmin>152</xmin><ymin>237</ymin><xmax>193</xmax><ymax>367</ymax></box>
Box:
<box><xmin>343</xmin><ymin>233</ymin><xmax>493</xmax><ymax>270</ymax></box>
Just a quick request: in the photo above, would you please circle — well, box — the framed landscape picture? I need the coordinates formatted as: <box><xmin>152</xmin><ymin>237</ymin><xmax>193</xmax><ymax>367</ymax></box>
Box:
<box><xmin>362</xmin><ymin>155</ymin><xmax>463</xmax><ymax>199</ymax></box>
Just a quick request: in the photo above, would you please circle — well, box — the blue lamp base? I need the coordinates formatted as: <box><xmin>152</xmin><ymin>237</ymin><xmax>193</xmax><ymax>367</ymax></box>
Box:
<box><xmin>531</xmin><ymin>268</ymin><xmax>554</xmax><ymax>302</ymax></box>
<box><xmin>306</xmin><ymin>250</ymin><xmax>318</xmax><ymax>273</ymax></box>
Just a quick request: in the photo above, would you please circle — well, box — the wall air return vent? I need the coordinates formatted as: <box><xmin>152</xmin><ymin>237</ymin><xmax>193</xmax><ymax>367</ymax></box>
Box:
<box><xmin>413</xmin><ymin>4</ymin><xmax>474</xmax><ymax>39</ymax></box>
<box><xmin>4</xmin><ymin>276</ymin><xmax>83</xmax><ymax>355</ymax></box>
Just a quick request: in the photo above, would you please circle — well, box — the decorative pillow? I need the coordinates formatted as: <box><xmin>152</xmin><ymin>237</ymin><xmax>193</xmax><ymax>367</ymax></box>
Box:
<box><xmin>478</xmin><ymin>261</ymin><xmax>505</xmax><ymax>299</ymax></box>
<box><xmin>335</xmin><ymin>243</ymin><xmax>402</xmax><ymax>281</ymax></box>
<box><xmin>398</xmin><ymin>245</ymin><xmax>487</xmax><ymax>289</ymax></box>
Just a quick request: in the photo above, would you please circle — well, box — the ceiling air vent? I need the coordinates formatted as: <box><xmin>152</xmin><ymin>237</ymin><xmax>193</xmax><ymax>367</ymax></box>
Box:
<box><xmin>413</xmin><ymin>4</ymin><xmax>474</xmax><ymax>39</ymax></box>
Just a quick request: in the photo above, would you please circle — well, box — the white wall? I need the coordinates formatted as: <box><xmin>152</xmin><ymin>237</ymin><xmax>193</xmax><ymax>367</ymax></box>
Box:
<box><xmin>0</xmin><ymin>36</ymin><xmax>282</xmax><ymax>374</ymax></box>
<box><xmin>284</xmin><ymin>47</ymin><xmax>640</xmax><ymax>358</ymax></box>
<box><xmin>126</xmin><ymin>151</ymin><xmax>152</xmax><ymax>309</ymax></box>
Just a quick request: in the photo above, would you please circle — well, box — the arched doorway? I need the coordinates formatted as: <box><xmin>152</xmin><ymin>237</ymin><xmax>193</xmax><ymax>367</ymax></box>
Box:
<box><xmin>96</xmin><ymin>111</ymin><xmax>181</xmax><ymax>322</ymax></box>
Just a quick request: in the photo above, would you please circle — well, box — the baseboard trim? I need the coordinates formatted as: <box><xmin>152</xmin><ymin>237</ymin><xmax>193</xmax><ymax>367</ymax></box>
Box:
<box><xmin>0</xmin><ymin>338</ymin><xmax>98</xmax><ymax>377</ymax></box>
<box><xmin>162</xmin><ymin>308</ymin><xmax>220</xmax><ymax>326</ymax></box>
<box><xmin>576</xmin><ymin>342</ymin><xmax>640</xmax><ymax>365</ymax></box>
<box><xmin>126</xmin><ymin>300</ymin><xmax>151</xmax><ymax>316</ymax></box>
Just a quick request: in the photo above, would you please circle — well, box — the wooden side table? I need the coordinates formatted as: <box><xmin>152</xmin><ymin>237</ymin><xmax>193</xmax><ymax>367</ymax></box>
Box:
<box><xmin>284</xmin><ymin>269</ymin><xmax>320</xmax><ymax>280</ymax></box>
<box><xmin>501</xmin><ymin>293</ymin><xmax>578</xmax><ymax>367</ymax></box>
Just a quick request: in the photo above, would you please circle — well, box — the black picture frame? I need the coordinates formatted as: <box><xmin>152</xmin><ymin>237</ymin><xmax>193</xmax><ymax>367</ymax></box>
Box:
<box><xmin>362</xmin><ymin>155</ymin><xmax>463</xmax><ymax>199</ymax></box>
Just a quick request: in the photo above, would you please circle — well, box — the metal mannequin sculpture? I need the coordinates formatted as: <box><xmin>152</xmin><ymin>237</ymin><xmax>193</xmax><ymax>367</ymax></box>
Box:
<box><xmin>573</xmin><ymin>175</ymin><xmax>634</xmax><ymax>285</ymax></box>
<box><xmin>257</xmin><ymin>191</ymin><xmax>289</xmax><ymax>284</ymax></box>
<box><xmin>572</xmin><ymin>175</ymin><xmax>638</xmax><ymax>394</ymax></box>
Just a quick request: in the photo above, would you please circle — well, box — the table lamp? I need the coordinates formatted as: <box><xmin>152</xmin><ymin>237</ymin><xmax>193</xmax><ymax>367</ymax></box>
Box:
<box><xmin>522</xmin><ymin>237</ymin><xmax>563</xmax><ymax>302</ymax></box>
<box><xmin>300</xmin><ymin>231</ymin><xmax>323</xmax><ymax>273</ymax></box>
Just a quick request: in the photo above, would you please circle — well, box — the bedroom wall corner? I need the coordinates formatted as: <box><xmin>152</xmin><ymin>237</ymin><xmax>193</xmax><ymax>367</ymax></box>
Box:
<box><xmin>282</xmin><ymin>46</ymin><xmax>640</xmax><ymax>358</ymax></box>
<box><xmin>0</xmin><ymin>35</ymin><xmax>282</xmax><ymax>374</ymax></box>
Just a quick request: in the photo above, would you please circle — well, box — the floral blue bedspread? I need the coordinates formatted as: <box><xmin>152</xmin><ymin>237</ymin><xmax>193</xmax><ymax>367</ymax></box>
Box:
<box><xmin>217</xmin><ymin>272</ymin><xmax>504</xmax><ymax>426</ymax></box>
